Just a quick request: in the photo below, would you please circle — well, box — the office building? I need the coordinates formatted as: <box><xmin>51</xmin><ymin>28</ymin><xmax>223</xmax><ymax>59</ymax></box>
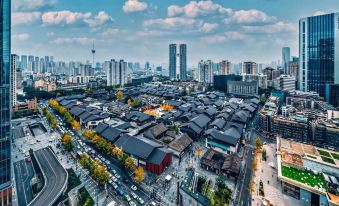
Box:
<box><xmin>282</xmin><ymin>47</ymin><xmax>291</xmax><ymax>74</ymax></box>
<box><xmin>242</xmin><ymin>73</ymin><xmax>268</xmax><ymax>89</ymax></box>
<box><xmin>11</xmin><ymin>54</ymin><xmax>17</xmax><ymax>106</ymax></box>
<box><xmin>106</xmin><ymin>59</ymin><xmax>127</xmax><ymax>87</ymax></box>
<box><xmin>325</xmin><ymin>84</ymin><xmax>339</xmax><ymax>107</ymax></box>
<box><xmin>213</xmin><ymin>74</ymin><xmax>242</xmax><ymax>93</ymax></box>
<box><xmin>198</xmin><ymin>60</ymin><xmax>213</xmax><ymax>84</ymax></box>
<box><xmin>299</xmin><ymin>13</ymin><xmax>339</xmax><ymax>97</ymax></box>
<box><xmin>0</xmin><ymin>0</ymin><xmax>12</xmax><ymax>204</ymax></box>
<box><xmin>169</xmin><ymin>44</ymin><xmax>177</xmax><ymax>80</ymax></box>
<box><xmin>227</xmin><ymin>81</ymin><xmax>258</xmax><ymax>97</ymax></box>
<box><xmin>179</xmin><ymin>44</ymin><xmax>187</xmax><ymax>80</ymax></box>
<box><xmin>219</xmin><ymin>60</ymin><xmax>231</xmax><ymax>75</ymax></box>
<box><xmin>21</xmin><ymin>55</ymin><xmax>27</xmax><ymax>70</ymax></box>
<box><xmin>243</xmin><ymin>61</ymin><xmax>257</xmax><ymax>74</ymax></box>
<box><xmin>278</xmin><ymin>75</ymin><xmax>296</xmax><ymax>91</ymax></box>
<box><xmin>169</xmin><ymin>43</ymin><xmax>187</xmax><ymax>80</ymax></box>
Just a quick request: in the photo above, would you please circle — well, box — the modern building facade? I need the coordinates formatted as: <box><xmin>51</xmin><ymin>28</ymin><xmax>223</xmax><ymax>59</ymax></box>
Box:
<box><xmin>325</xmin><ymin>84</ymin><xmax>339</xmax><ymax>107</ymax></box>
<box><xmin>278</xmin><ymin>75</ymin><xmax>296</xmax><ymax>91</ymax></box>
<box><xmin>0</xmin><ymin>0</ymin><xmax>12</xmax><ymax>205</ymax></box>
<box><xmin>219</xmin><ymin>60</ymin><xmax>231</xmax><ymax>75</ymax></box>
<box><xmin>242</xmin><ymin>73</ymin><xmax>268</xmax><ymax>89</ymax></box>
<box><xmin>11</xmin><ymin>54</ymin><xmax>17</xmax><ymax>106</ymax></box>
<box><xmin>169</xmin><ymin>44</ymin><xmax>177</xmax><ymax>80</ymax></box>
<box><xmin>179</xmin><ymin>44</ymin><xmax>187</xmax><ymax>80</ymax></box>
<box><xmin>213</xmin><ymin>74</ymin><xmax>242</xmax><ymax>93</ymax></box>
<box><xmin>169</xmin><ymin>44</ymin><xmax>187</xmax><ymax>81</ymax></box>
<box><xmin>227</xmin><ymin>81</ymin><xmax>258</xmax><ymax>97</ymax></box>
<box><xmin>243</xmin><ymin>61</ymin><xmax>257</xmax><ymax>74</ymax></box>
<box><xmin>299</xmin><ymin>13</ymin><xmax>339</xmax><ymax>97</ymax></box>
<box><xmin>198</xmin><ymin>60</ymin><xmax>213</xmax><ymax>84</ymax></box>
<box><xmin>282</xmin><ymin>47</ymin><xmax>291</xmax><ymax>74</ymax></box>
<box><xmin>106</xmin><ymin>59</ymin><xmax>127</xmax><ymax>87</ymax></box>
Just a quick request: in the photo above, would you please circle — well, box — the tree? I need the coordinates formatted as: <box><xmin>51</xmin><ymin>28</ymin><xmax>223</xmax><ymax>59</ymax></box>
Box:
<box><xmin>255</xmin><ymin>137</ymin><xmax>263</xmax><ymax>149</ymax></box>
<box><xmin>124</xmin><ymin>156</ymin><xmax>136</xmax><ymax>170</ymax></box>
<box><xmin>59</xmin><ymin>106</ymin><xmax>67</xmax><ymax>116</ymax></box>
<box><xmin>42</xmin><ymin>107</ymin><xmax>48</xmax><ymax>115</ymax></box>
<box><xmin>93</xmin><ymin>165</ymin><xmax>109</xmax><ymax>186</ymax></box>
<box><xmin>91</xmin><ymin>134</ymin><xmax>102</xmax><ymax>144</ymax></box>
<box><xmin>64</xmin><ymin>112</ymin><xmax>73</xmax><ymax>123</ymax></box>
<box><xmin>48</xmin><ymin>99</ymin><xmax>59</xmax><ymax>108</ymax></box>
<box><xmin>134</xmin><ymin>166</ymin><xmax>145</xmax><ymax>182</ymax></box>
<box><xmin>71</xmin><ymin>120</ymin><xmax>81</xmax><ymax>131</ymax></box>
<box><xmin>61</xmin><ymin>134</ymin><xmax>73</xmax><ymax>151</ymax></box>
<box><xmin>117</xmin><ymin>90</ymin><xmax>123</xmax><ymax>101</ymax></box>
<box><xmin>51</xmin><ymin>118</ymin><xmax>58</xmax><ymax>129</ymax></box>
<box><xmin>259</xmin><ymin>94</ymin><xmax>266</xmax><ymax>105</ymax></box>
<box><xmin>196</xmin><ymin>146</ymin><xmax>203</xmax><ymax>158</ymax></box>
<box><xmin>127</xmin><ymin>99</ymin><xmax>133</xmax><ymax>105</ymax></box>
<box><xmin>83</xmin><ymin>130</ymin><xmax>95</xmax><ymax>139</ymax></box>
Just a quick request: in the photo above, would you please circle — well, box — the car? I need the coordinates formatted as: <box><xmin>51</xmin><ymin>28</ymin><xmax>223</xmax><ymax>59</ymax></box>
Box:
<box><xmin>129</xmin><ymin>201</ymin><xmax>136</xmax><ymax>206</ymax></box>
<box><xmin>115</xmin><ymin>174</ymin><xmax>121</xmax><ymax>179</ymax></box>
<box><xmin>130</xmin><ymin>192</ymin><xmax>137</xmax><ymax>199</ymax></box>
<box><xmin>109</xmin><ymin>180</ymin><xmax>113</xmax><ymax>184</ymax></box>
<box><xmin>131</xmin><ymin>185</ymin><xmax>137</xmax><ymax>191</ymax></box>
<box><xmin>111</xmin><ymin>177</ymin><xmax>117</xmax><ymax>182</ymax></box>
<box><xmin>137</xmin><ymin>197</ymin><xmax>144</xmax><ymax>204</ymax></box>
<box><xmin>124</xmin><ymin>194</ymin><xmax>131</xmax><ymax>202</ymax></box>
<box><xmin>112</xmin><ymin>183</ymin><xmax>118</xmax><ymax>189</ymax></box>
<box><xmin>116</xmin><ymin>188</ymin><xmax>124</xmax><ymax>196</ymax></box>
<box><xmin>112</xmin><ymin>169</ymin><xmax>117</xmax><ymax>174</ymax></box>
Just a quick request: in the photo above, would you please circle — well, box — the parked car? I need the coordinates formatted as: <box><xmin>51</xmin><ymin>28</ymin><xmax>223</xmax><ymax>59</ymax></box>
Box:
<box><xmin>131</xmin><ymin>185</ymin><xmax>137</xmax><ymax>191</ymax></box>
<box><xmin>124</xmin><ymin>194</ymin><xmax>131</xmax><ymax>202</ymax></box>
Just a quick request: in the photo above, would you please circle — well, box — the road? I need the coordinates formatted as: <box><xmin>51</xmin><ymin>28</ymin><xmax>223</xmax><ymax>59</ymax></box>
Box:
<box><xmin>28</xmin><ymin>147</ymin><xmax>68</xmax><ymax>206</ymax></box>
<box><xmin>14</xmin><ymin>160</ymin><xmax>35</xmax><ymax>206</ymax></box>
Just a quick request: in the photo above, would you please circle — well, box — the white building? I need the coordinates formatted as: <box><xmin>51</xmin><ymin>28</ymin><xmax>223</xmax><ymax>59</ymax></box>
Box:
<box><xmin>198</xmin><ymin>60</ymin><xmax>213</xmax><ymax>84</ymax></box>
<box><xmin>242</xmin><ymin>73</ymin><xmax>268</xmax><ymax>89</ymax></box>
<box><xmin>278</xmin><ymin>75</ymin><xmax>296</xmax><ymax>91</ymax></box>
<box><xmin>106</xmin><ymin>59</ymin><xmax>128</xmax><ymax>87</ymax></box>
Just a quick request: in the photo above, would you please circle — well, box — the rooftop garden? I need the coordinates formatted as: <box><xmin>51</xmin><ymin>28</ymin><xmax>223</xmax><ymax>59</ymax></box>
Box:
<box><xmin>317</xmin><ymin>149</ymin><xmax>337</xmax><ymax>165</ymax></box>
<box><xmin>318</xmin><ymin>149</ymin><xmax>331</xmax><ymax>157</ymax></box>
<box><xmin>281</xmin><ymin>165</ymin><xmax>327</xmax><ymax>191</ymax></box>
<box><xmin>331</xmin><ymin>153</ymin><xmax>339</xmax><ymax>160</ymax></box>
<box><xmin>321</xmin><ymin>156</ymin><xmax>336</xmax><ymax>165</ymax></box>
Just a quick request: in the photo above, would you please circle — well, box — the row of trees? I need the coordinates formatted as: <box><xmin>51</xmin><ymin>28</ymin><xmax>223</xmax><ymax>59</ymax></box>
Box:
<box><xmin>48</xmin><ymin>99</ymin><xmax>81</xmax><ymax>131</ymax></box>
<box><xmin>79</xmin><ymin>154</ymin><xmax>110</xmax><ymax>186</ymax></box>
<box><xmin>42</xmin><ymin>107</ymin><xmax>58</xmax><ymax>129</ymax></box>
<box><xmin>82</xmin><ymin>129</ymin><xmax>145</xmax><ymax>182</ymax></box>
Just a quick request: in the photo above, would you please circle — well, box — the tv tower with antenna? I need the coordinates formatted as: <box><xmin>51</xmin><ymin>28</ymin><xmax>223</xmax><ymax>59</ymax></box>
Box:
<box><xmin>91</xmin><ymin>41</ymin><xmax>96</xmax><ymax>68</ymax></box>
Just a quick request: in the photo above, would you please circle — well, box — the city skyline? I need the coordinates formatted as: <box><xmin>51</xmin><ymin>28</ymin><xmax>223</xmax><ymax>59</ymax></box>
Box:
<box><xmin>12</xmin><ymin>0</ymin><xmax>339</xmax><ymax>65</ymax></box>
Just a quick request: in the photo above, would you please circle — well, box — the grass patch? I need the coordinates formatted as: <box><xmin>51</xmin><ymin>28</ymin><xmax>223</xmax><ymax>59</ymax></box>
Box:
<box><xmin>281</xmin><ymin>166</ymin><xmax>327</xmax><ymax>190</ymax></box>
<box><xmin>321</xmin><ymin>156</ymin><xmax>335</xmax><ymax>165</ymax></box>
<box><xmin>318</xmin><ymin>149</ymin><xmax>331</xmax><ymax>157</ymax></box>
<box><xmin>331</xmin><ymin>153</ymin><xmax>339</xmax><ymax>160</ymax></box>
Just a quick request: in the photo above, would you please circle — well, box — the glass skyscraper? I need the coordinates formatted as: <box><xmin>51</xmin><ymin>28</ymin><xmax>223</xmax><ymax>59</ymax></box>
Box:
<box><xmin>179</xmin><ymin>44</ymin><xmax>187</xmax><ymax>81</ymax></box>
<box><xmin>0</xmin><ymin>0</ymin><xmax>12</xmax><ymax>205</ymax></box>
<box><xmin>169</xmin><ymin>44</ymin><xmax>177</xmax><ymax>80</ymax></box>
<box><xmin>299</xmin><ymin>13</ymin><xmax>339</xmax><ymax>97</ymax></box>
<box><xmin>282</xmin><ymin>47</ymin><xmax>290</xmax><ymax>74</ymax></box>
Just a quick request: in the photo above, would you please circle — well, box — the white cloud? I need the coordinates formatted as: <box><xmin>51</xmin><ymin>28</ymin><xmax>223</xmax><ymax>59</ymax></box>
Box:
<box><xmin>12</xmin><ymin>33</ymin><xmax>30</xmax><ymax>41</ymax></box>
<box><xmin>201</xmin><ymin>31</ymin><xmax>248</xmax><ymax>43</ymax></box>
<box><xmin>84</xmin><ymin>11</ymin><xmax>114</xmax><ymax>27</ymax></box>
<box><xmin>12</xmin><ymin>12</ymin><xmax>41</xmax><ymax>26</ymax></box>
<box><xmin>47</xmin><ymin>32</ymin><xmax>54</xmax><ymax>36</ymax></box>
<box><xmin>123</xmin><ymin>0</ymin><xmax>148</xmax><ymax>13</ymax></box>
<box><xmin>168</xmin><ymin>0</ymin><xmax>232</xmax><ymax>18</ymax></box>
<box><xmin>242</xmin><ymin>22</ymin><xmax>297</xmax><ymax>33</ymax></box>
<box><xmin>101</xmin><ymin>28</ymin><xmax>119</xmax><ymax>37</ymax></box>
<box><xmin>224</xmin><ymin>9</ymin><xmax>276</xmax><ymax>24</ymax></box>
<box><xmin>200</xmin><ymin>22</ymin><xmax>218</xmax><ymax>33</ymax></box>
<box><xmin>313</xmin><ymin>10</ymin><xmax>326</xmax><ymax>16</ymax></box>
<box><xmin>50</xmin><ymin>37</ymin><xmax>95</xmax><ymax>45</ymax></box>
<box><xmin>42</xmin><ymin>11</ymin><xmax>113</xmax><ymax>27</ymax></box>
<box><xmin>144</xmin><ymin>17</ymin><xmax>201</xmax><ymax>30</ymax></box>
<box><xmin>13</xmin><ymin>0</ymin><xmax>57</xmax><ymax>11</ymax></box>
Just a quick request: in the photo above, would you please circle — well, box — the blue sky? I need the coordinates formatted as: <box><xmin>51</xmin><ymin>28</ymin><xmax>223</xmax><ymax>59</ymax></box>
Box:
<box><xmin>11</xmin><ymin>0</ymin><xmax>339</xmax><ymax>66</ymax></box>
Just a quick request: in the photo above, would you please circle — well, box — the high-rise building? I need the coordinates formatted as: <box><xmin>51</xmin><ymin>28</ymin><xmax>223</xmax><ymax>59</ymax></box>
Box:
<box><xmin>106</xmin><ymin>59</ymin><xmax>127</xmax><ymax>87</ymax></box>
<box><xmin>179</xmin><ymin>44</ymin><xmax>187</xmax><ymax>80</ymax></box>
<box><xmin>169</xmin><ymin>44</ymin><xmax>177</xmax><ymax>80</ymax></box>
<box><xmin>198</xmin><ymin>60</ymin><xmax>213</xmax><ymax>84</ymax></box>
<box><xmin>21</xmin><ymin>55</ymin><xmax>27</xmax><ymax>70</ymax></box>
<box><xmin>299</xmin><ymin>13</ymin><xmax>339</xmax><ymax>97</ymax></box>
<box><xmin>11</xmin><ymin>54</ymin><xmax>17</xmax><ymax>106</ymax></box>
<box><xmin>278</xmin><ymin>75</ymin><xmax>296</xmax><ymax>91</ymax></box>
<box><xmin>243</xmin><ymin>62</ymin><xmax>257</xmax><ymax>74</ymax></box>
<box><xmin>219</xmin><ymin>60</ymin><xmax>231</xmax><ymax>75</ymax></box>
<box><xmin>282</xmin><ymin>47</ymin><xmax>291</xmax><ymax>74</ymax></box>
<box><xmin>0</xmin><ymin>0</ymin><xmax>12</xmax><ymax>204</ymax></box>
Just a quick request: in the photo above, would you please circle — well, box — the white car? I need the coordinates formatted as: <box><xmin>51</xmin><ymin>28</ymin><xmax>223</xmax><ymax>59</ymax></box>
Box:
<box><xmin>131</xmin><ymin>185</ymin><xmax>137</xmax><ymax>191</ymax></box>
<box><xmin>137</xmin><ymin>197</ymin><xmax>144</xmax><ymax>204</ymax></box>
<box><xmin>115</xmin><ymin>174</ymin><xmax>121</xmax><ymax>179</ymax></box>
<box><xmin>130</xmin><ymin>192</ymin><xmax>137</xmax><ymax>199</ymax></box>
<box><xmin>129</xmin><ymin>201</ymin><xmax>136</xmax><ymax>206</ymax></box>
<box><xmin>112</xmin><ymin>183</ymin><xmax>118</xmax><ymax>189</ymax></box>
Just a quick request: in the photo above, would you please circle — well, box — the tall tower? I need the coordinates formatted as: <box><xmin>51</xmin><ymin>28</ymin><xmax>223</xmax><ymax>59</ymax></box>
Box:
<box><xmin>91</xmin><ymin>41</ymin><xmax>96</xmax><ymax>69</ymax></box>
<box><xmin>0</xmin><ymin>0</ymin><xmax>12</xmax><ymax>205</ymax></box>
<box><xmin>299</xmin><ymin>13</ymin><xmax>339</xmax><ymax>97</ymax></box>
<box><xmin>169</xmin><ymin>44</ymin><xmax>177</xmax><ymax>80</ymax></box>
<box><xmin>179</xmin><ymin>44</ymin><xmax>187</xmax><ymax>81</ymax></box>
<box><xmin>282</xmin><ymin>47</ymin><xmax>290</xmax><ymax>74</ymax></box>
